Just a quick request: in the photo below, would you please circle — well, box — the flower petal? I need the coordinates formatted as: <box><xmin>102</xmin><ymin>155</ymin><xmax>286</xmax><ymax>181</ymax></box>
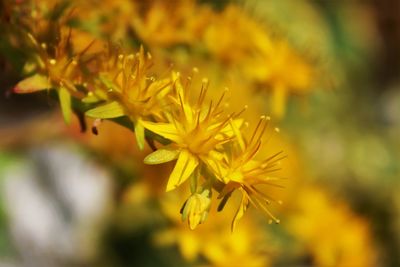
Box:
<box><xmin>218</xmin><ymin>118</ymin><xmax>244</xmax><ymax>136</ymax></box>
<box><xmin>228</xmin><ymin>119</ymin><xmax>246</xmax><ymax>150</ymax></box>
<box><xmin>231</xmin><ymin>191</ymin><xmax>249</xmax><ymax>231</ymax></box>
<box><xmin>141</xmin><ymin>121</ymin><xmax>181</xmax><ymax>143</ymax></box>
<box><xmin>167</xmin><ymin>150</ymin><xmax>198</xmax><ymax>192</ymax></box>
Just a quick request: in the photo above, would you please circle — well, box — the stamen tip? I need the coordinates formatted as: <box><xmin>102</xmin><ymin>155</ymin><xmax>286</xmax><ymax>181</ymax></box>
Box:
<box><xmin>274</xmin><ymin>127</ymin><xmax>280</xmax><ymax>133</ymax></box>
<box><xmin>192</xmin><ymin>67</ymin><xmax>199</xmax><ymax>73</ymax></box>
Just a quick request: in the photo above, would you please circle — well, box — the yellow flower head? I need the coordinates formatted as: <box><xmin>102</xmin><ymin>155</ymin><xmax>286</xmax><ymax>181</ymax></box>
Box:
<box><xmin>14</xmin><ymin>24</ymin><xmax>99</xmax><ymax>124</ymax></box>
<box><xmin>143</xmin><ymin>73</ymin><xmax>242</xmax><ymax>192</ymax></box>
<box><xmin>131</xmin><ymin>0</ymin><xmax>211</xmax><ymax>46</ymax></box>
<box><xmin>85</xmin><ymin>46</ymin><xmax>172</xmax><ymax>149</ymax></box>
<box><xmin>11</xmin><ymin>2</ymin><xmax>289</xmax><ymax>230</ymax></box>
<box><xmin>155</xmin><ymin>188</ymin><xmax>271</xmax><ymax>266</ymax></box>
<box><xmin>215</xmin><ymin>116</ymin><xmax>285</xmax><ymax>230</ymax></box>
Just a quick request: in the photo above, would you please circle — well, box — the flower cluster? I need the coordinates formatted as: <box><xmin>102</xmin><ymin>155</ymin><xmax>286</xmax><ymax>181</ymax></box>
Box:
<box><xmin>128</xmin><ymin>0</ymin><xmax>315</xmax><ymax>119</ymax></box>
<box><xmin>10</xmin><ymin>5</ymin><xmax>284</xmax><ymax>230</ymax></box>
<box><xmin>21</xmin><ymin>0</ymin><xmax>314</xmax><ymax>119</ymax></box>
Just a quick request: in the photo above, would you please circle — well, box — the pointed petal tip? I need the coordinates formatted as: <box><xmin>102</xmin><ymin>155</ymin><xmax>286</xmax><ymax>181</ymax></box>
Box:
<box><xmin>165</xmin><ymin>183</ymin><xmax>177</xmax><ymax>192</ymax></box>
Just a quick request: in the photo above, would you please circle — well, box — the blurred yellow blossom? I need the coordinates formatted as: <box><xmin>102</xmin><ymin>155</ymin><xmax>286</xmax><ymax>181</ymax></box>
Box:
<box><xmin>154</xmin><ymin>188</ymin><xmax>271</xmax><ymax>267</ymax></box>
<box><xmin>286</xmin><ymin>185</ymin><xmax>378</xmax><ymax>267</ymax></box>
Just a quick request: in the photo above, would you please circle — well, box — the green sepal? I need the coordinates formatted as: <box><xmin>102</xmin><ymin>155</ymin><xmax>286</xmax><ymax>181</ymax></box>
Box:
<box><xmin>144</xmin><ymin>147</ymin><xmax>179</xmax><ymax>165</ymax></box>
<box><xmin>58</xmin><ymin>86</ymin><xmax>72</xmax><ymax>124</ymax></box>
<box><xmin>135</xmin><ymin>120</ymin><xmax>145</xmax><ymax>150</ymax></box>
<box><xmin>86</xmin><ymin>101</ymin><xmax>126</xmax><ymax>119</ymax></box>
<box><xmin>14</xmin><ymin>74</ymin><xmax>51</xmax><ymax>94</ymax></box>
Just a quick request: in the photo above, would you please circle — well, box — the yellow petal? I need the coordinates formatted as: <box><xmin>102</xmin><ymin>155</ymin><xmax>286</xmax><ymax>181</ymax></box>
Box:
<box><xmin>144</xmin><ymin>147</ymin><xmax>179</xmax><ymax>165</ymax></box>
<box><xmin>141</xmin><ymin>121</ymin><xmax>181</xmax><ymax>143</ymax></box>
<box><xmin>181</xmin><ymin>99</ymin><xmax>193</xmax><ymax>124</ymax></box>
<box><xmin>231</xmin><ymin>192</ymin><xmax>249</xmax><ymax>232</ymax></box>
<box><xmin>229</xmin><ymin>119</ymin><xmax>245</xmax><ymax>151</ymax></box>
<box><xmin>213</xmin><ymin>118</ymin><xmax>243</xmax><ymax>136</ymax></box>
<box><xmin>58</xmin><ymin>86</ymin><xmax>72</xmax><ymax>124</ymax></box>
<box><xmin>147</xmin><ymin>78</ymin><xmax>171</xmax><ymax>97</ymax></box>
<box><xmin>172</xmin><ymin>72</ymin><xmax>193</xmax><ymax>123</ymax></box>
<box><xmin>167</xmin><ymin>150</ymin><xmax>198</xmax><ymax>192</ymax></box>
<box><xmin>201</xmin><ymin>151</ymin><xmax>226</xmax><ymax>182</ymax></box>
<box><xmin>99</xmin><ymin>74</ymin><xmax>118</xmax><ymax>91</ymax></box>
<box><xmin>86</xmin><ymin>101</ymin><xmax>126</xmax><ymax>119</ymax></box>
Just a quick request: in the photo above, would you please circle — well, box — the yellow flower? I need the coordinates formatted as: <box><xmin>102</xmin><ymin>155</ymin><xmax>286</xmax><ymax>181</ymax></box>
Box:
<box><xmin>286</xmin><ymin>185</ymin><xmax>378</xmax><ymax>267</ymax></box>
<box><xmin>131</xmin><ymin>0</ymin><xmax>211</xmax><ymax>46</ymax></box>
<box><xmin>143</xmin><ymin>74</ymin><xmax>241</xmax><ymax>191</ymax></box>
<box><xmin>14</xmin><ymin>25</ymin><xmax>99</xmax><ymax>124</ymax></box>
<box><xmin>85</xmin><ymin>46</ymin><xmax>172</xmax><ymax>150</ymax></box>
<box><xmin>203</xmin><ymin>5</ymin><xmax>273</xmax><ymax>65</ymax></box>
<box><xmin>214</xmin><ymin>116</ymin><xmax>285</xmax><ymax>230</ymax></box>
<box><xmin>245</xmin><ymin>40</ymin><xmax>313</xmax><ymax>118</ymax></box>
<box><xmin>154</xmin><ymin>188</ymin><xmax>271</xmax><ymax>267</ymax></box>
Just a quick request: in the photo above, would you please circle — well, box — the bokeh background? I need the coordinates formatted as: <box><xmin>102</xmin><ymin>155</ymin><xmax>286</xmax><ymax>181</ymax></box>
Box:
<box><xmin>1</xmin><ymin>0</ymin><xmax>400</xmax><ymax>266</ymax></box>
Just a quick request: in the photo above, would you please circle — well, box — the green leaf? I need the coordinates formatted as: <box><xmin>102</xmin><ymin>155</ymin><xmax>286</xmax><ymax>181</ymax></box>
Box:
<box><xmin>58</xmin><ymin>87</ymin><xmax>72</xmax><ymax>124</ymax></box>
<box><xmin>144</xmin><ymin>148</ymin><xmax>179</xmax><ymax>165</ymax></box>
<box><xmin>14</xmin><ymin>74</ymin><xmax>51</xmax><ymax>94</ymax></box>
<box><xmin>86</xmin><ymin>101</ymin><xmax>126</xmax><ymax>119</ymax></box>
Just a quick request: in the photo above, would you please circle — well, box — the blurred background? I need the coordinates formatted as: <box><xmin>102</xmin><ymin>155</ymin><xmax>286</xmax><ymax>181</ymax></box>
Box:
<box><xmin>1</xmin><ymin>0</ymin><xmax>399</xmax><ymax>266</ymax></box>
